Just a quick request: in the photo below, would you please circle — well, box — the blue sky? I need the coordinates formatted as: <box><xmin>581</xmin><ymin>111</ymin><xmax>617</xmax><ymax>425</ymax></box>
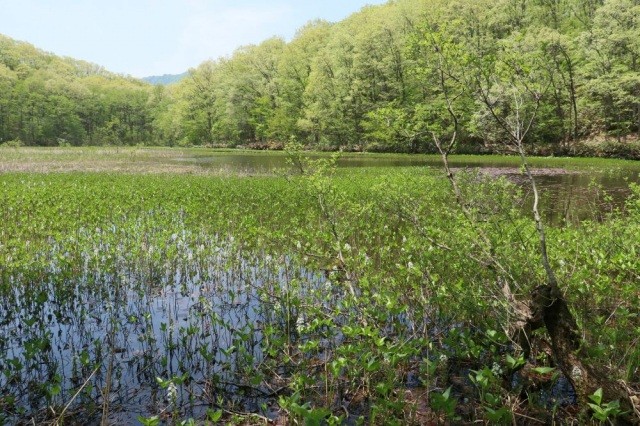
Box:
<box><xmin>0</xmin><ymin>0</ymin><xmax>387</xmax><ymax>78</ymax></box>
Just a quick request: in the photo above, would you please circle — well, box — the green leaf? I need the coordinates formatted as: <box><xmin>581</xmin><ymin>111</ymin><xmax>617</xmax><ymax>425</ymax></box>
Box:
<box><xmin>588</xmin><ymin>387</ymin><xmax>603</xmax><ymax>406</ymax></box>
<box><xmin>506</xmin><ymin>354</ymin><xmax>524</xmax><ymax>370</ymax></box>
<box><xmin>532</xmin><ymin>366</ymin><xmax>555</xmax><ymax>375</ymax></box>
<box><xmin>137</xmin><ymin>416</ymin><xmax>160</xmax><ymax>426</ymax></box>
<box><xmin>442</xmin><ymin>386</ymin><xmax>451</xmax><ymax>400</ymax></box>
<box><xmin>587</xmin><ymin>403</ymin><xmax>607</xmax><ymax>421</ymax></box>
<box><xmin>206</xmin><ymin>408</ymin><xmax>223</xmax><ymax>422</ymax></box>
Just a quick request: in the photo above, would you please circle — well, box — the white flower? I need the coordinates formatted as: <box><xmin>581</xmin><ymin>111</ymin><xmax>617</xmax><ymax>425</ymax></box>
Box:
<box><xmin>167</xmin><ymin>381</ymin><xmax>178</xmax><ymax>401</ymax></box>
<box><xmin>296</xmin><ymin>315</ymin><xmax>305</xmax><ymax>333</ymax></box>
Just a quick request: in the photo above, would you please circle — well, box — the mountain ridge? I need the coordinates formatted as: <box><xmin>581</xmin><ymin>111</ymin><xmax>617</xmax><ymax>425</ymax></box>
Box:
<box><xmin>142</xmin><ymin>72</ymin><xmax>188</xmax><ymax>86</ymax></box>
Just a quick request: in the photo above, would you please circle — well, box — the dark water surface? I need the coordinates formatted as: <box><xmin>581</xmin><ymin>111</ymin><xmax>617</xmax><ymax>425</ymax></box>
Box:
<box><xmin>176</xmin><ymin>152</ymin><xmax>640</xmax><ymax>224</ymax></box>
<box><xmin>0</xmin><ymin>239</ymin><xmax>327</xmax><ymax>424</ymax></box>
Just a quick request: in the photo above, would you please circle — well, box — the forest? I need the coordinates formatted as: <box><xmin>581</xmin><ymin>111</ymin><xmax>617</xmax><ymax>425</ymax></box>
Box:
<box><xmin>0</xmin><ymin>0</ymin><xmax>639</xmax><ymax>156</ymax></box>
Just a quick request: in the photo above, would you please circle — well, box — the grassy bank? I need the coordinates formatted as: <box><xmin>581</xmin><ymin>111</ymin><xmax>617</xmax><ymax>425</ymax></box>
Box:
<box><xmin>2</xmin><ymin>146</ymin><xmax>639</xmax><ymax>175</ymax></box>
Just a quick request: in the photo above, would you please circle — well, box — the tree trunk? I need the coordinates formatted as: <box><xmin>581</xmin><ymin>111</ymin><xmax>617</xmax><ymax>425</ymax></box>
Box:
<box><xmin>527</xmin><ymin>284</ymin><xmax>640</xmax><ymax>423</ymax></box>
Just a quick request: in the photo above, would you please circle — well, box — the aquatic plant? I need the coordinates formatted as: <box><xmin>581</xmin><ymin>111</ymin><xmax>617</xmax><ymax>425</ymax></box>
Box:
<box><xmin>0</xmin><ymin>163</ymin><xmax>638</xmax><ymax>423</ymax></box>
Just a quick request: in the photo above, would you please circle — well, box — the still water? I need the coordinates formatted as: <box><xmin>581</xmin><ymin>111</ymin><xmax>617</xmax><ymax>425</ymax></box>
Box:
<box><xmin>174</xmin><ymin>151</ymin><xmax>640</xmax><ymax>224</ymax></box>
<box><xmin>0</xmin><ymin>236</ymin><xmax>326</xmax><ymax>424</ymax></box>
<box><xmin>1</xmin><ymin>151</ymin><xmax>638</xmax><ymax>423</ymax></box>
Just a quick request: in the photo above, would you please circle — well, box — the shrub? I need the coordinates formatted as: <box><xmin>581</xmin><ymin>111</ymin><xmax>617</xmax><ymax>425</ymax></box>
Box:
<box><xmin>0</xmin><ymin>138</ymin><xmax>23</xmax><ymax>148</ymax></box>
<box><xmin>572</xmin><ymin>139</ymin><xmax>640</xmax><ymax>160</ymax></box>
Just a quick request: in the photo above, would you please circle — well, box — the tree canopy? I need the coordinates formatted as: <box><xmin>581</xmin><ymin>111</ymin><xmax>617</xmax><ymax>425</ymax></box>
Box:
<box><xmin>1</xmin><ymin>0</ymin><xmax>638</xmax><ymax>153</ymax></box>
<box><xmin>0</xmin><ymin>35</ymin><xmax>161</xmax><ymax>146</ymax></box>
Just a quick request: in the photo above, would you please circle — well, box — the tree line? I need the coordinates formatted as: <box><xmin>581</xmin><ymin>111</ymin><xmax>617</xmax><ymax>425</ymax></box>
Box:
<box><xmin>1</xmin><ymin>0</ymin><xmax>639</xmax><ymax>154</ymax></box>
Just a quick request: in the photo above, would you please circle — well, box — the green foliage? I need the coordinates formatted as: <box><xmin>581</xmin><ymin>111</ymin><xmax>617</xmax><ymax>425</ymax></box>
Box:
<box><xmin>0</xmin><ymin>34</ymin><xmax>156</xmax><ymax>146</ymax></box>
<box><xmin>469</xmin><ymin>367</ymin><xmax>514</xmax><ymax>424</ymax></box>
<box><xmin>166</xmin><ymin>0</ymin><xmax>638</xmax><ymax>153</ymax></box>
<box><xmin>2</xmin><ymin>0</ymin><xmax>640</xmax><ymax>152</ymax></box>
<box><xmin>587</xmin><ymin>388</ymin><xmax>626</xmax><ymax>422</ymax></box>
<box><xmin>430</xmin><ymin>386</ymin><xmax>459</xmax><ymax>420</ymax></box>
<box><xmin>137</xmin><ymin>416</ymin><xmax>160</xmax><ymax>426</ymax></box>
<box><xmin>278</xmin><ymin>392</ymin><xmax>334</xmax><ymax>426</ymax></box>
<box><xmin>0</xmin><ymin>140</ymin><xmax>639</xmax><ymax>424</ymax></box>
<box><xmin>505</xmin><ymin>353</ymin><xmax>525</xmax><ymax>371</ymax></box>
<box><xmin>0</xmin><ymin>164</ymin><xmax>633</xmax><ymax>423</ymax></box>
<box><xmin>0</xmin><ymin>138</ymin><xmax>23</xmax><ymax>147</ymax></box>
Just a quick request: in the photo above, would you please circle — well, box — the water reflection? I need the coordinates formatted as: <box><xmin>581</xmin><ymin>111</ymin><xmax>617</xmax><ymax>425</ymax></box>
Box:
<box><xmin>507</xmin><ymin>170</ymin><xmax>636</xmax><ymax>224</ymax></box>
<box><xmin>0</xmin><ymin>238</ymin><xmax>329</xmax><ymax>423</ymax></box>
<box><xmin>175</xmin><ymin>152</ymin><xmax>640</xmax><ymax>223</ymax></box>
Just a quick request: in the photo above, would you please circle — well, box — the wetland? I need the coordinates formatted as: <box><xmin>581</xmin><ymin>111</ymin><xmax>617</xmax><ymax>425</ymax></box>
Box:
<box><xmin>1</xmin><ymin>147</ymin><xmax>639</xmax><ymax>424</ymax></box>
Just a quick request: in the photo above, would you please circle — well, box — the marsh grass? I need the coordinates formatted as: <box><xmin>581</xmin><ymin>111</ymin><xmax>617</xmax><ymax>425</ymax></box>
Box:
<box><xmin>0</xmin><ymin>153</ymin><xmax>639</xmax><ymax>424</ymax></box>
<box><xmin>0</xmin><ymin>147</ymin><xmax>240</xmax><ymax>175</ymax></box>
<box><xmin>3</xmin><ymin>146</ymin><xmax>639</xmax><ymax>176</ymax></box>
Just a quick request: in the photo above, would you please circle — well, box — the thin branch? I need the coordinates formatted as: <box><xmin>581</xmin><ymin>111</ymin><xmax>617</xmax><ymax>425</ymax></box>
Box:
<box><xmin>56</xmin><ymin>366</ymin><xmax>101</xmax><ymax>424</ymax></box>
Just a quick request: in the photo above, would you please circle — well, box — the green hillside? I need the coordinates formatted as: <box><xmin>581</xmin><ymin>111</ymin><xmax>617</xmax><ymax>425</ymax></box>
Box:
<box><xmin>1</xmin><ymin>0</ymin><xmax>639</xmax><ymax>156</ymax></box>
<box><xmin>0</xmin><ymin>34</ymin><xmax>161</xmax><ymax>146</ymax></box>
<box><xmin>171</xmin><ymin>0</ymin><xmax>639</xmax><ymax>153</ymax></box>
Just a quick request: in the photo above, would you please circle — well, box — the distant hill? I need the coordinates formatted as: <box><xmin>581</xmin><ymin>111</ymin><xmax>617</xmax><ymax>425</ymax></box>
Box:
<box><xmin>142</xmin><ymin>72</ymin><xmax>188</xmax><ymax>85</ymax></box>
<box><xmin>0</xmin><ymin>33</ymin><xmax>158</xmax><ymax>146</ymax></box>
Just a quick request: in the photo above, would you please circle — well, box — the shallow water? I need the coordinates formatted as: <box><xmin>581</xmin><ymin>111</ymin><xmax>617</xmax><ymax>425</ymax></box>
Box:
<box><xmin>0</xmin><ymin>237</ymin><xmax>328</xmax><ymax>423</ymax></box>
<box><xmin>1</xmin><ymin>152</ymin><xmax>638</xmax><ymax>423</ymax></box>
<box><xmin>175</xmin><ymin>152</ymin><xmax>640</xmax><ymax>223</ymax></box>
